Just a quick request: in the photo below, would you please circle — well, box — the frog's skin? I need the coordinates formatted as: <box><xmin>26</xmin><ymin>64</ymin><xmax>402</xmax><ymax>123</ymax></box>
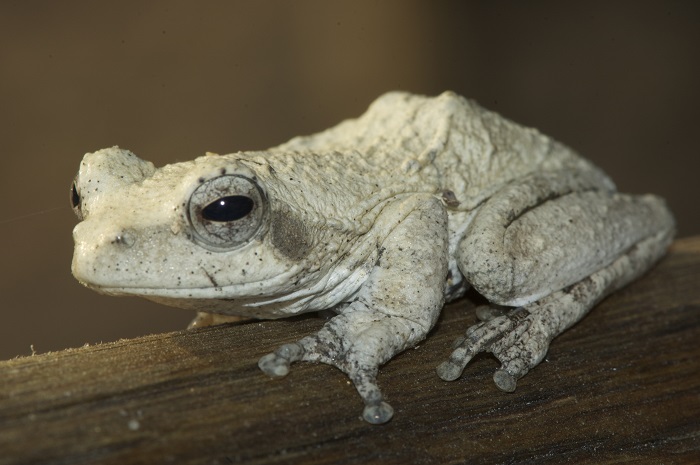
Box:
<box><xmin>71</xmin><ymin>91</ymin><xmax>675</xmax><ymax>424</ymax></box>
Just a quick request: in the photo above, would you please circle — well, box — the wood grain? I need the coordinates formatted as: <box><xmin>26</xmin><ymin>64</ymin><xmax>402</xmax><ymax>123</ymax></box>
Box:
<box><xmin>1</xmin><ymin>237</ymin><xmax>699</xmax><ymax>465</ymax></box>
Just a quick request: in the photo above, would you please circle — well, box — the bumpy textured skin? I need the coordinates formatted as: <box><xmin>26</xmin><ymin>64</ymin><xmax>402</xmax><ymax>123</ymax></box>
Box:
<box><xmin>71</xmin><ymin>91</ymin><xmax>675</xmax><ymax>424</ymax></box>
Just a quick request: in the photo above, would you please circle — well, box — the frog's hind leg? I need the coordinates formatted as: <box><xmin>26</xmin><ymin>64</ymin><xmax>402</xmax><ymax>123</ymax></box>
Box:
<box><xmin>438</xmin><ymin>229</ymin><xmax>671</xmax><ymax>388</ymax></box>
<box><xmin>438</xmin><ymin>171</ymin><xmax>674</xmax><ymax>388</ymax></box>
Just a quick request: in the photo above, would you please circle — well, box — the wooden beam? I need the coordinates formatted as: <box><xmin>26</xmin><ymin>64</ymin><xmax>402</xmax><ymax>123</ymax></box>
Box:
<box><xmin>2</xmin><ymin>237</ymin><xmax>699</xmax><ymax>464</ymax></box>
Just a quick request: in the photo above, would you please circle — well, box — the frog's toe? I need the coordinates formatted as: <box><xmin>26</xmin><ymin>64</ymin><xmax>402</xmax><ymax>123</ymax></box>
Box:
<box><xmin>490</xmin><ymin>328</ymin><xmax>549</xmax><ymax>391</ymax></box>
<box><xmin>258</xmin><ymin>342</ymin><xmax>304</xmax><ymax>378</ymax></box>
<box><xmin>437</xmin><ymin>310</ymin><xmax>519</xmax><ymax>381</ymax></box>
<box><xmin>491</xmin><ymin>344</ymin><xmax>542</xmax><ymax>392</ymax></box>
<box><xmin>363</xmin><ymin>401</ymin><xmax>394</xmax><ymax>424</ymax></box>
<box><xmin>437</xmin><ymin>306</ymin><xmax>543</xmax><ymax>384</ymax></box>
<box><xmin>493</xmin><ymin>367</ymin><xmax>519</xmax><ymax>392</ymax></box>
<box><xmin>491</xmin><ymin>351</ymin><xmax>540</xmax><ymax>392</ymax></box>
<box><xmin>258</xmin><ymin>353</ymin><xmax>290</xmax><ymax>377</ymax></box>
<box><xmin>349</xmin><ymin>370</ymin><xmax>394</xmax><ymax>424</ymax></box>
<box><xmin>436</xmin><ymin>359</ymin><xmax>468</xmax><ymax>381</ymax></box>
<box><xmin>436</xmin><ymin>344</ymin><xmax>478</xmax><ymax>381</ymax></box>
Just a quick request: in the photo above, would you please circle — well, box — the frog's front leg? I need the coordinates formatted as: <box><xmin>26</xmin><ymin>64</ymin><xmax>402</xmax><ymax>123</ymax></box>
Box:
<box><xmin>259</xmin><ymin>196</ymin><xmax>448</xmax><ymax>424</ymax></box>
<box><xmin>437</xmin><ymin>170</ymin><xmax>674</xmax><ymax>389</ymax></box>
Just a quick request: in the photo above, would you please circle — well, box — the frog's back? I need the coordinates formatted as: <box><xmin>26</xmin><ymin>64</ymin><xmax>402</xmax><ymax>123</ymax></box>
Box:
<box><xmin>275</xmin><ymin>91</ymin><xmax>609</xmax><ymax>210</ymax></box>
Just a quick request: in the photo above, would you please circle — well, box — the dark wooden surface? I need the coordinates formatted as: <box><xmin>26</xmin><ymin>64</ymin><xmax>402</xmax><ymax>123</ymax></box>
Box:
<box><xmin>1</xmin><ymin>237</ymin><xmax>699</xmax><ymax>465</ymax></box>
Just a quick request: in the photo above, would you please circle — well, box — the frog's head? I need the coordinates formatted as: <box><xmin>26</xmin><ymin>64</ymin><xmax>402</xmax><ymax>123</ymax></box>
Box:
<box><xmin>70</xmin><ymin>147</ymin><xmax>332</xmax><ymax>317</ymax></box>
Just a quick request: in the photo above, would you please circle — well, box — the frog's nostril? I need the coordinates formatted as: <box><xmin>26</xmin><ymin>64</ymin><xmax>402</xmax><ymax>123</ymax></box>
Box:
<box><xmin>111</xmin><ymin>230</ymin><xmax>136</xmax><ymax>247</ymax></box>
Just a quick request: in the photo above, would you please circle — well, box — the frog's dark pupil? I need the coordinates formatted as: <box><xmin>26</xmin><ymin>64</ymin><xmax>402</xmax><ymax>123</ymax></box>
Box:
<box><xmin>71</xmin><ymin>182</ymin><xmax>81</xmax><ymax>208</ymax></box>
<box><xmin>202</xmin><ymin>196</ymin><xmax>254</xmax><ymax>222</ymax></box>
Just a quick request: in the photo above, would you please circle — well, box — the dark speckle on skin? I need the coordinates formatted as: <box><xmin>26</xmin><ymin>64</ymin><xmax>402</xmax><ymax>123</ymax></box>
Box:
<box><xmin>441</xmin><ymin>189</ymin><xmax>460</xmax><ymax>208</ymax></box>
<box><xmin>375</xmin><ymin>246</ymin><xmax>386</xmax><ymax>267</ymax></box>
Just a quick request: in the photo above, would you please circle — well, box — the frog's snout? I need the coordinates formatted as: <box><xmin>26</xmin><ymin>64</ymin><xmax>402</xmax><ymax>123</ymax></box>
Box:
<box><xmin>71</xmin><ymin>221</ymin><xmax>139</xmax><ymax>288</ymax></box>
<box><xmin>72</xmin><ymin>221</ymin><xmax>137</xmax><ymax>249</ymax></box>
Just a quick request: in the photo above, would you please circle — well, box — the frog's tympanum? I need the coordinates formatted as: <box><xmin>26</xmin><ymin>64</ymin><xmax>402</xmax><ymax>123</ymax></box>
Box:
<box><xmin>71</xmin><ymin>92</ymin><xmax>674</xmax><ymax>423</ymax></box>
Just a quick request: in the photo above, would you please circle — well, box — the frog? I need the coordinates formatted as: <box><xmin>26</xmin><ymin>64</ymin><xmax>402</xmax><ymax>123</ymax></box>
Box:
<box><xmin>70</xmin><ymin>91</ymin><xmax>675</xmax><ymax>424</ymax></box>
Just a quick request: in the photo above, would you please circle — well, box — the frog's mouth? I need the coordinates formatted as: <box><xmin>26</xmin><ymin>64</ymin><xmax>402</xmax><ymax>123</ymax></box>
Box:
<box><xmin>144</xmin><ymin>293</ymin><xmax>313</xmax><ymax>318</ymax></box>
<box><xmin>79</xmin><ymin>264</ymin><xmax>337</xmax><ymax>318</ymax></box>
<box><xmin>87</xmin><ymin>283</ymin><xmax>324</xmax><ymax>318</ymax></box>
<box><xmin>71</xmin><ymin>235</ymin><xmax>309</xmax><ymax>302</ymax></box>
<box><xmin>82</xmin><ymin>274</ymin><xmax>294</xmax><ymax>304</ymax></box>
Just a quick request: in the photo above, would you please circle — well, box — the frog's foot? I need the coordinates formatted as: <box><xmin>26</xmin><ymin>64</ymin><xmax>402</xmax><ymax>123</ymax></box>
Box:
<box><xmin>259</xmin><ymin>344</ymin><xmax>393</xmax><ymax>424</ymax></box>
<box><xmin>258</xmin><ymin>335</ymin><xmax>394</xmax><ymax>424</ymax></box>
<box><xmin>437</xmin><ymin>305</ymin><xmax>551</xmax><ymax>391</ymax></box>
<box><xmin>258</xmin><ymin>309</ymin><xmax>430</xmax><ymax>424</ymax></box>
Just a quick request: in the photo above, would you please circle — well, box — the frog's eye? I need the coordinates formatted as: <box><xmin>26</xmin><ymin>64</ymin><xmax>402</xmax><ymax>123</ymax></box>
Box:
<box><xmin>187</xmin><ymin>175</ymin><xmax>266</xmax><ymax>250</ymax></box>
<box><xmin>201</xmin><ymin>195</ymin><xmax>254</xmax><ymax>222</ymax></box>
<box><xmin>70</xmin><ymin>178</ymin><xmax>83</xmax><ymax>220</ymax></box>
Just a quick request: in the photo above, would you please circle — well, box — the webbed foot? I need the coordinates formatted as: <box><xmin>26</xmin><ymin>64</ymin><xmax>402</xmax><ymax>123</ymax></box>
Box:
<box><xmin>437</xmin><ymin>306</ymin><xmax>551</xmax><ymax>391</ymax></box>
<box><xmin>257</xmin><ymin>317</ymin><xmax>403</xmax><ymax>424</ymax></box>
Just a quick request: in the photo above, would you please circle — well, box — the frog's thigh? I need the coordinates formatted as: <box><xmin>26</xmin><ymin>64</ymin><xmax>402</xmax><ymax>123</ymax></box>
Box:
<box><xmin>458</xmin><ymin>191</ymin><xmax>674</xmax><ymax>306</ymax></box>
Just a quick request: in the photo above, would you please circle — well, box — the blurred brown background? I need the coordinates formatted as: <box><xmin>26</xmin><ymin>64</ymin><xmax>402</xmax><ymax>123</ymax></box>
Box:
<box><xmin>1</xmin><ymin>1</ymin><xmax>698</xmax><ymax>360</ymax></box>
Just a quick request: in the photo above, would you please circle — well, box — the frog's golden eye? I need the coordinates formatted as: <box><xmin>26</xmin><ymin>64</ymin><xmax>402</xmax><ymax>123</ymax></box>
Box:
<box><xmin>187</xmin><ymin>175</ymin><xmax>266</xmax><ymax>250</ymax></box>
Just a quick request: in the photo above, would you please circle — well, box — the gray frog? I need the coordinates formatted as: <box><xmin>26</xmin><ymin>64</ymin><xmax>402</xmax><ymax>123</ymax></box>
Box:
<box><xmin>71</xmin><ymin>91</ymin><xmax>674</xmax><ymax>424</ymax></box>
